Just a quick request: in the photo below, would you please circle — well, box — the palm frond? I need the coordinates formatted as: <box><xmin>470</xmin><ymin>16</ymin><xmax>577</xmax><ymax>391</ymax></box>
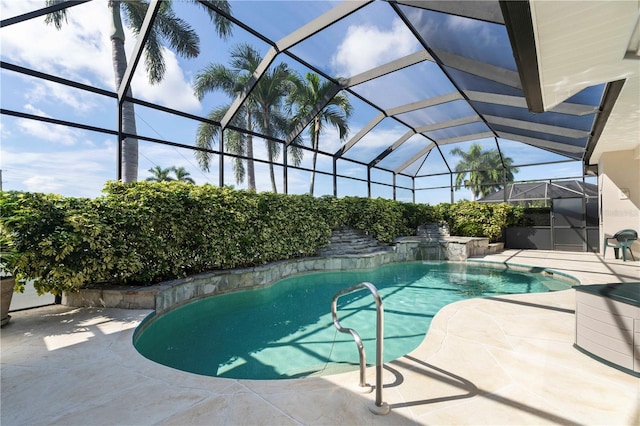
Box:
<box><xmin>122</xmin><ymin>1</ymin><xmax>146</xmax><ymax>35</ymax></box>
<box><xmin>229</xmin><ymin>43</ymin><xmax>262</xmax><ymax>73</ymax></box>
<box><xmin>193</xmin><ymin>64</ymin><xmax>238</xmax><ymax>99</ymax></box>
<box><xmin>321</xmin><ymin>107</ymin><xmax>350</xmax><ymax>140</ymax></box>
<box><xmin>43</xmin><ymin>0</ymin><xmax>68</xmax><ymax>29</ymax></box>
<box><xmin>195</xmin><ymin>108</ymin><xmax>226</xmax><ymax>171</ymax></box>
<box><xmin>155</xmin><ymin>8</ymin><xmax>200</xmax><ymax>58</ymax></box>
<box><xmin>143</xmin><ymin>31</ymin><xmax>165</xmax><ymax>84</ymax></box>
<box><xmin>171</xmin><ymin>166</ymin><xmax>195</xmax><ymax>184</ymax></box>
<box><xmin>124</xmin><ymin>0</ymin><xmax>200</xmax><ymax>84</ymax></box>
<box><xmin>196</xmin><ymin>0</ymin><xmax>233</xmax><ymax>39</ymax></box>
<box><xmin>288</xmin><ymin>144</ymin><xmax>304</xmax><ymax>167</ymax></box>
<box><xmin>146</xmin><ymin>165</ymin><xmax>174</xmax><ymax>182</ymax></box>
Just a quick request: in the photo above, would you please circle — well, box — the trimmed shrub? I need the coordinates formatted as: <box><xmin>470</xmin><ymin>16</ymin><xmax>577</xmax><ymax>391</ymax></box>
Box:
<box><xmin>1</xmin><ymin>184</ymin><xmax>520</xmax><ymax>294</ymax></box>
<box><xmin>0</xmin><ymin>192</ymin><xmax>123</xmax><ymax>295</ymax></box>
<box><xmin>398</xmin><ymin>202</ymin><xmax>440</xmax><ymax>232</ymax></box>
<box><xmin>339</xmin><ymin>197</ymin><xmax>410</xmax><ymax>243</ymax></box>
<box><xmin>438</xmin><ymin>201</ymin><xmax>519</xmax><ymax>242</ymax></box>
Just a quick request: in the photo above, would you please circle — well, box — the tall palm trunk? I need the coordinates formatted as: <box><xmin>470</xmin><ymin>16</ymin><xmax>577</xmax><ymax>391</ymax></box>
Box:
<box><xmin>263</xmin><ymin>113</ymin><xmax>277</xmax><ymax>193</ymax></box>
<box><xmin>309</xmin><ymin>117</ymin><xmax>320</xmax><ymax>195</ymax></box>
<box><xmin>109</xmin><ymin>1</ymin><xmax>138</xmax><ymax>183</ymax></box>
<box><xmin>267</xmin><ymin>145</ymin><xmax>277</xmax><ymax>193</ymax></box>
<box><xmin>245</xmin><ymin>109</ymin><xmax>256</xmax><ymax>190</ymax></box>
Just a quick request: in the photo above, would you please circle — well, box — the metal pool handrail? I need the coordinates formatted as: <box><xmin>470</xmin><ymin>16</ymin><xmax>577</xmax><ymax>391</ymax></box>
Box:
<box><xmin>331</xmin><ymin>282</ymin><xmax>390</xmax><ymax>415</ymax></box>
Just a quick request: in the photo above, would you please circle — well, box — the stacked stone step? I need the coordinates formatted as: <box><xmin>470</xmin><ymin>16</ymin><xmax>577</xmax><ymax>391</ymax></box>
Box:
<box><xmin>416</xmin><ymin>222</ymin><xmax>450</xmax><ymax>240</ymax></box>
<box><xmin>316</xmin><ymin>227</ymin><xmax>390</xmax><ymax>257</ymax></box>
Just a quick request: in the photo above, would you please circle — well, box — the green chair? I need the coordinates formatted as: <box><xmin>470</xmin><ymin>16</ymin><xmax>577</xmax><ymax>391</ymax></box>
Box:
<box><xmin>603</xmin><ymin>229</ymin><xmax>637</xmax><ymax>261</ymax></box>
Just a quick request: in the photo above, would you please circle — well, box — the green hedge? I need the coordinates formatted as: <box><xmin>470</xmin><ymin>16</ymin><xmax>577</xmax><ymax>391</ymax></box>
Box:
<box><xmin>1</xmin><ymin>183</ymin><xmax>519</xmax><ymax>294</ymax></box>
<box><xmin>435</xmin><ymin>201</ymin><xmax>523</xmax><ymax>242</ymax></box>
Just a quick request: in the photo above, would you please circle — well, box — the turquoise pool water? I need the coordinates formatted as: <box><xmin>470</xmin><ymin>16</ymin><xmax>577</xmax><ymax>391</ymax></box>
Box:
<box><xmin>134</xmin><ymin>262</ymin><xmax>570</xmax><ymax>380</ymax></box>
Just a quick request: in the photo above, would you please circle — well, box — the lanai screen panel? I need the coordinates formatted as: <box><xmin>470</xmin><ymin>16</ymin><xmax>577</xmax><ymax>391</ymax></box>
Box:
<box><xmin>0</xmin><ymin>0</ymin><xmax>617</xmax><ymax>199</ymax></box>
<box><xmin>288</xmin><ymin>0</ymin><xmax>421</xmax><ymax>78</ymax></box>
<box><xmin>377</xmin><ymin>134</ymin><xmax>427</xmax><ymax>171</ymax></box>
<box><xmin>230</xmin><ymin>1</ymin><xmax>338</xmax><ymax>42</ymax></box>
<box><xmin>395</xmin><ymin>99</ymin><xmax>476</xmax><ymax>129</ymax></box>
<box><xmin>393</xmin><ymin>1</ymin><xmax>604</xmax><ymax>182</ymax></box>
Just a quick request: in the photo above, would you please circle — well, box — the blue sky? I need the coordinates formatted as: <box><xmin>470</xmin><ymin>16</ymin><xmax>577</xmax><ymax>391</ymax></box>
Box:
<box><xmin>0</xmin><ymin>0</ymin><xmax>592</xmax><ymax>203</ymax></box>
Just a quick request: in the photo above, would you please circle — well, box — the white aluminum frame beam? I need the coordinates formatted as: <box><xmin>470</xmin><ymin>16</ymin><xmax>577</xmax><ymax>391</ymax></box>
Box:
<box><xmin>334</xmin><ymin>112</ymin><xmax>385</xmax><ymax>158</ymax></box>
<box><xmin>486</xmin><ymin>115</ymin><xmax>590</xmax><ymax>139</ymax></box>
<box><xmin>465</xmin><ymin>91</ymin><xmax>599</xmax><ymax>116</ymax></box>
<box><xmin>433</xmin><ymin>49</ymin><xmax>522</xmax><ymax>88</ymax></box>
<box><xmin>497</xmin><ymin>132</ymin><xmax>585</xmax><ymax>153</ymax></box>
<box><xmin>385</xmin><ymin>92</ymin><xmax>462</xmax><ymax>116</ymax></box>
<box><xmin>435</xmin><ymin>132</ymin><xmax>496</xmax><ymax>146</ymax></box>
<box><xmin>416</xmin><ymin>115</ymin><xmax>481</xmax><ymax>133</ymax></box>
<box><xmin>118</xmin><ymin>0</ymin><xmax>161</xmax><ymax>102</ymax></box>
<box><xmin>222</xmin><ymin>1</ymin><xmax>371</xmax><ymax>130</ymax></box>
<box><xmin>394</xmin><ymin>0</ymin><xmax>505</xmax><ymax>24</ymax></box>
<box><xmin>395</xmin><ymin>142</ymin><xmax>436</xmax><ymax>174</ymax></box>
<box><xmin>342</xmin><ymin>50</ymin><xmax>433</xmax><ymax>87</ymax></box>
<box><xmin>276</xmin><ymin>1</ymin><xmax>372</xmax><ymax>51</ymax></box>
<box><xmin>285</xmin><ymin>85</ymin><xmax>341</xmax><ymax>146</ymax></box>
<box><xmin>370</xmin><ymin>129</ymin><xmax>416</xmax><ymax>166</ymax></box>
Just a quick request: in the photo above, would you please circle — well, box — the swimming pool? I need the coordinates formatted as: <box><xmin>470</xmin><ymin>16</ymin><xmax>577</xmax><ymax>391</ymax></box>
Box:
<box><xmin>133</xmin><ymin>262</ymin><xmax>571</xmax><ymax>380</ymax></box>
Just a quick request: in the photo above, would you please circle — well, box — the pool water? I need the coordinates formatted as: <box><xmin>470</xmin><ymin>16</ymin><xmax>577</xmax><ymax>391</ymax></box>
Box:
<box><xmin>134</xmin><ymin>262</ymin><xmax>570</xmax><ymax>380</ymax></box>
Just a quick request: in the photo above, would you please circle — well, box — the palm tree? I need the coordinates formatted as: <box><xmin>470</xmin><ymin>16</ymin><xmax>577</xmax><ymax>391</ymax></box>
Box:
<box><xmin>146</xmin><ymin>165</ymin><xmax>195</xmax><ymax>183</ymax></box>
<box><xmin>172</xmin><ymin>166</ymin><xmax>195</xmax><ymax>184</ymax></box>
<box><xmin>288</xmin><ymin>73</ymin><xmax>352</xmax><ymax>195</ymax></box>
<box><xmin>194</xmin><ymin>104</ymin><xmax>250</xmax><ymax>187</ymax></box>
<box><xmin>45</xmin><ymin>0</ymin><xmax>232</xmax><ymax>183</ymax></box>
<box><xmin>193</xmin><ymin>46</ymin><xmax>259</xmax><ymax>190</ymax></box>
<box><xmin>250</xmin><ymin>60</ymin><xmax>298</xmax><ymax>193</ymax></box>
<box><xmin>146</xmin><ymin>165</ymin><xmax>175</xmax><ymax>182</ymax></box>
<box><xmin>450</xmin><ymin>143</ymin><xmax>518</xmax><ymax>200</ymax></box>
<box><xmin>194</xmin><ymin>43</ymin><xmax>301</xmax><ymax>193</ymax></box>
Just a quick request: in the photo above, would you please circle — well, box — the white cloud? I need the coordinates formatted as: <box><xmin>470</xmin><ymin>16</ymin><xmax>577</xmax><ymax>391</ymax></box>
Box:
<box><xmin>0</xmin><ymin>0</ymin><xmax>201</xmax><ymax>116</ymax></box>
<box><xmin>331</xmin><ymin>19</ymin><xmax>420</xmax><ymax>77</ymax></box>
<box><xmin>23</xmin><ymin>175</ymin><xmax>65</xmax><ymax>194</ymax></box>
<box><xmin>24</xmin><ymin>81</ymin><xmax>102</xmax><ymax>114</ymax></box>
<box><xmin>445</xmin><ymin>15</ymin><xmax>498</xmax><ymax>48</ymax></box>
<box><xmin>0</xmin><ymin>0</ymin><xmax>113</xmax><ymax>86</ymax></box>
<box><xmin>445</xmin><ymin>15</ymin><xmax>497</xmax><ymax>46</ymax></box>
<box><xmin>16</xmin><ymin>118</ymin><xmax>82</xmax><ymax>146</ymax></box>
<box><xmin>316</xmin><ymin>126</ymin><xmax>343</xmax><ymax>153</ymax></box>
<box><xmin>130</xmin><ymin>48</ymin><xmax>201</xmax><ymax>113</ymax></box>
<box><xmin>0</xmin><ymin>121</ymin><xmax>10</xmax><ymax>139</ymax></box>
<box><xmin>357</xmin><ymin>126</ymin><xmax>407</xmax><ymax>150</ymax></box>
<box><xmin>23</xmin><ymin>104</ymin><xmax>49</xmax><ymax>117</ymax></box>
<box><xmin>444</xmin><ymin>14</ymin><xmax>480</xmax><ymax>31</ymax></box>
<box><xmin>1</xmin><ymin>139</ymin><xmax>116</xmax><ymax>197</ymax></box>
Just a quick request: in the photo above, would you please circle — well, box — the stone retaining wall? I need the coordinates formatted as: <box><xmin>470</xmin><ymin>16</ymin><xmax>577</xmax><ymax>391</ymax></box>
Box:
<box><xmin>394</xmin><ymin>236</ymin><xmax>503</xmax><ymax>261</ymax></box>
<box><xmin>64</xmin><ymin>236</ymin><xmax>503</xmax><ymax>313</ymax></box>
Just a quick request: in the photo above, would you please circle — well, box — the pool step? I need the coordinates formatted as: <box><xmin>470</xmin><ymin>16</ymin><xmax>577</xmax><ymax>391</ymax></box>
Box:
<box><xmin>317</xmin><ymin>227</ymin><xmax>391</xmax><ymax>257</ymax></box>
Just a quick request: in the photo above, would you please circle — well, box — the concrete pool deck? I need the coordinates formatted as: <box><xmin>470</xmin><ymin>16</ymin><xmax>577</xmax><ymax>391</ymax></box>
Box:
<box><xmin>1</xmin><ymin>250</ymin><xmax>639</xmax><ymax>425</ymax></box>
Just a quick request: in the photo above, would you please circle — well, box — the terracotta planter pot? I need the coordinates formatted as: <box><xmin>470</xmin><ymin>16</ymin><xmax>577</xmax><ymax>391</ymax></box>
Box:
<box><xmin>1</xmin><ymin>276</ymin><xmax>15</xmax><ymax>326</ymax></box>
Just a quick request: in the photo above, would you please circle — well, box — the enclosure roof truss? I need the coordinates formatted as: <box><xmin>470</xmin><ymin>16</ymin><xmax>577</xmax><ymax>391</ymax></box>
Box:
<box><xmin>0</xmin><ymin>0</ymin><xmax>623</xmax><ymax>186</ymax></box>
<box><xmin>203</xmin><ymin>0</ymin><xmax>614</xmax><ymax>179</ymax></box>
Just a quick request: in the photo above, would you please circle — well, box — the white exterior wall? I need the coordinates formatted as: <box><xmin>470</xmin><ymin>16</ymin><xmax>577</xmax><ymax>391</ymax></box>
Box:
<box><xmin>598</xmin><ymin>147</ymin><xmax>640</xmax><ymax>257</ymax></box>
